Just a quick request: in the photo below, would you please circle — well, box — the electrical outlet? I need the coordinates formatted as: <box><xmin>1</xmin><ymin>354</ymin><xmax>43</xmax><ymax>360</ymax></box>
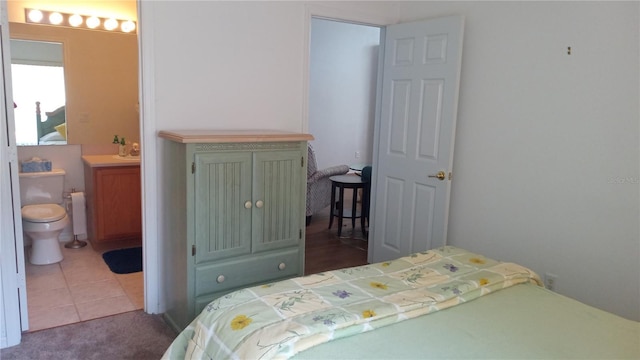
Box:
<box><xmin>355</xmin><ymin>151</ymin><xmax>361</xmax><ymax>159</ymax></box>
<box><xmin>544</xmin><ymin>273</ymin><xmax>558</xmax><ymax>291</ymax></box>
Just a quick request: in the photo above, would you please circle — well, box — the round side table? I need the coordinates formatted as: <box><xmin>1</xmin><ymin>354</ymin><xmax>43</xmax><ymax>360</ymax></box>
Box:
<box><xmin>328</xmin><ymin>175</ymin><xmax>365</xmax><ymax>237</ymax></box>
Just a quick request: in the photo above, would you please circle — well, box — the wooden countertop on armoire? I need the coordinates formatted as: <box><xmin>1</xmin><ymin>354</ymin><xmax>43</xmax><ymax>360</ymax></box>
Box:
<box><xmin>158</xmin><ymin>130</ymin><xmax>314</xmax><ymax>143</ymax></box>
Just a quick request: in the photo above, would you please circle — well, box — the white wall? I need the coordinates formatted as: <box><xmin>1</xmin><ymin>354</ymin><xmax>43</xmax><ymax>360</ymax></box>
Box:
<box><xmin>142</xmin><ymin>0</ymin><xmax>399</xmax><ymax>313</ymax></box>
<box><xmin>141</xmin><ymin>1</ymin><xmax>639</xmax><ymax>321</ymax></box>
<box><xmin>309</xmin><ymin>18</ymin><xmax>380</xmax><ymax>169</ymax></box>
<box><xmin>150</xmin><ymin>2</ymin><xmax>307</xmax><ymax>133</ymax></box>
<box><xmin>397</xmin><ymin>1</ymin><xmax>639</xmax><ymax>320</ymax></box>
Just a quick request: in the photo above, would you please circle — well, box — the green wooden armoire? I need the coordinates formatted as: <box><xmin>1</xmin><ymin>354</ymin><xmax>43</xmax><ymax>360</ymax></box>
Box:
<box><xmin>158</xmin><ymin>130</ymin><xmax>313</xmax><ymax>332</ymax></box>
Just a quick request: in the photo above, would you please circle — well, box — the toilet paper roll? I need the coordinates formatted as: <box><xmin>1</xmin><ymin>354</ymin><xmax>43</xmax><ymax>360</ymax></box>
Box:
<box><xmin>71</xmin><ymin>192</ymin><xmax>87</xmax><ymax>236</ymax></box>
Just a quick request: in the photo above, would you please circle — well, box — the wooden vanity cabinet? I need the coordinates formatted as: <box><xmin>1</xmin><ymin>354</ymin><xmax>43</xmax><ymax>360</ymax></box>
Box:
<box><xmin>159</xmin><ymin>130</ymin><xmax>312</xmax><ymax>332</ymax></box>
<box><xmin>84</xmin><ymin>165</ymin><xmax>142</xmax><ymax>242</ymax></box>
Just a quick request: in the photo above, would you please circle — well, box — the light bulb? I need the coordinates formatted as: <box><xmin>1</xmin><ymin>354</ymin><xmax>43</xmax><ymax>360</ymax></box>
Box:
<box><xmin>86</xmin><ymin>16</ymin><xmax>100</xmax><ymax>29</ymax></box>
<box><xmin>49</xmin><ymin>12</ymin><xmax>64</xmax><ymax>25</ymax></box>
<box><xmin>27</xmin><ymin>9</ymin><xmax>44</xmax><ymax>23</ymax></box>
<box><xmin>48</xmin><ymin>12</ymin><xmax>63</xmax><ymax>25</ymax></box>
<box><xmin>104</xmin><ymin>18</ymin><xmax>118</xmax><ymax>31</ymax></box>
<box><xmin>121</xmin><ymin>20</ymin><xmax>136</xmax><ymax>33</ymax></box>
<box><xmin>69</xmin><ymin>14</ymin><xmax>83</xmax><ymax>27</ymax></box>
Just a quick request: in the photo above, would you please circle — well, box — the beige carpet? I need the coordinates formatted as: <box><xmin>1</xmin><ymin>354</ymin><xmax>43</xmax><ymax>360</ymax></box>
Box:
<box><xmin>1</xmin><ymin>310</ymin><xmax>177</xmax><ymax>360</ymax></box>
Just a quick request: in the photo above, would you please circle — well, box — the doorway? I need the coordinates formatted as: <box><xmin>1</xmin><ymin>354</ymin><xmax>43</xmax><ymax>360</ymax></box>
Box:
<box><xmin>308</xmin><ymin>18</ymin><xmax>380</xmax><ymax>172</ymax></box>
<box><xmin>305</xmin><ymin>17</ymin><xmax>380</xmax><ymax>273</ymax></box>
<box><xmin>5</xmin><ymin>1</ymin><xmax>142</xmax><ymax>333</ymax></box>
<box><xmin>306</xmin><ymin>13</ymin><xmax>464</xmax><ymax>267</ymax></box>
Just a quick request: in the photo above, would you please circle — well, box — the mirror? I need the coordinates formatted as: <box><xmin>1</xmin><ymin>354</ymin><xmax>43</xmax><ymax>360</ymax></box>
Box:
<box><xmin>11</xmin><ymin>39</ymin><xmax>67</xmax><ymax>145</ymax></box>
<box><xmin>9</xmin><ymin>21</ymin><xmax>139</xmax><ymax>146</ymax></box>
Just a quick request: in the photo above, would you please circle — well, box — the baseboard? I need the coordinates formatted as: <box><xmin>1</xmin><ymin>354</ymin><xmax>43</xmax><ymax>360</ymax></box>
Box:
<box><xmin>162</xmin><ymin>313</ymin><xmax>182</xmax><ymax>335</ymax></box>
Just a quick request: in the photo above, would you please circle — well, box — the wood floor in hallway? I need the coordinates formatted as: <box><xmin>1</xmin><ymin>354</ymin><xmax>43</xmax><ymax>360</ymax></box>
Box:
<box><xmin>304</xmin><ymin>200</ymin><xmax>369</xmax><ymax>275</ymax></box>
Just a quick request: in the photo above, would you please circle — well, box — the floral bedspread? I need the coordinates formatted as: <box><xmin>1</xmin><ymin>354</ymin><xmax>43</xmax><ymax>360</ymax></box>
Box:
<box><xmin>161</xmin><ymin>246</ymin><xmax>542</xmax><ymax>360</ymax></box>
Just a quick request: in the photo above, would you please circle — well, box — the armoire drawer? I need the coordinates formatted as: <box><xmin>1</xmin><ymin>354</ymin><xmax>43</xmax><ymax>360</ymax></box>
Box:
<box><xmin>195</xmin><ymin>248</ymin><xmax>300</xmax><ymax>297</ymax></box>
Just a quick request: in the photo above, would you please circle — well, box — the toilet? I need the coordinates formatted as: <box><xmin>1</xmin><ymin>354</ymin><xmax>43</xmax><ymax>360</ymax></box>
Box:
<box><xmin>19</xmin><ymin>169</ymin><xmax>69</xmax><ymax>265</ymax></box>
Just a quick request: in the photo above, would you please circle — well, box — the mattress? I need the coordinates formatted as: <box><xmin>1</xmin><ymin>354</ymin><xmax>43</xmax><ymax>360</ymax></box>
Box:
<box><xmin>162</xmin><ymin>246</ymin><xmax>639</xmax><ymax>359</ymax></box>
<box><xmin>294</xmin><ymin>282</ymin><xmax>640</xmax><ymax>359</ymax></box>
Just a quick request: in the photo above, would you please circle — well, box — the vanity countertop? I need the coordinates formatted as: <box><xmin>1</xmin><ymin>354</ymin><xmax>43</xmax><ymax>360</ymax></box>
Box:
<box><xmin>82</xmin><ymin>155</ymin><xmax>141</xmax><ymax>167</ymax></box>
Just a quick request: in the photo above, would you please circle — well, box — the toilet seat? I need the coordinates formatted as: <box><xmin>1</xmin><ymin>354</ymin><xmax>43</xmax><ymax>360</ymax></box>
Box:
<box><xmin>21</xmin><ymin>204</ymin><xmax>66</xmax><ymax>223</ymax></box>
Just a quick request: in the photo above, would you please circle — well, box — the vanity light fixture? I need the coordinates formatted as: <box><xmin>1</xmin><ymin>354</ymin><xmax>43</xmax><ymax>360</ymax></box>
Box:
<box><xmin>25</xmin><ymin>8</ymin><xmax>136</xmax><ymax>34</ymax></box>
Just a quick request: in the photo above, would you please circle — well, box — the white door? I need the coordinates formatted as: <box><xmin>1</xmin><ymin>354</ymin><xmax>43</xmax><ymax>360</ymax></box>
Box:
<box><xmin>370</xmin><ymin>16</ymin><xmax>464</xmax><ymax>263</ymax></box>
<box><xmin>0</xmin><ymin>0</ymin><xmax>29</xmax><ymax>347</ymax></box>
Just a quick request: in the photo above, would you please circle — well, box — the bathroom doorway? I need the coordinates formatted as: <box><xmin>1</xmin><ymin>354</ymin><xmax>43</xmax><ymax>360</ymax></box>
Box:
<box><xmin>6</xmin><ymin>0</ymin><xmax>142</xmax><ymax>332</ymax></box>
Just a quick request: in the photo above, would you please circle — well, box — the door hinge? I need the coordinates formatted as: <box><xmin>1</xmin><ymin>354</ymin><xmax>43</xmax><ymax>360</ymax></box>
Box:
<box><xmin>449</xmin><ymin>171</ymin><xmax>452</xmax><ymax>180</ymax></box>
<box><xmin>192</xmin><ymin>162</ymin><xmax>196</xmax><ymax>174</ymax></box>
<box><xmin>301</xmin><ymin>157</ymin><xmax>304</xmax><ymax>167</ymax></box>
<box><xmin>7</xmin><ymin>146</ymin><xmax>17</xmax><ymax>160</ymax></box>
<box><xmin>299</xmin><ymin>229</ymin><xmax>302</xmax><ymax>239</ymax></box>
<box><xmin>192</xmin><ymin>245</ymin><xmax>196</xmax><ymax>256</ymax></box>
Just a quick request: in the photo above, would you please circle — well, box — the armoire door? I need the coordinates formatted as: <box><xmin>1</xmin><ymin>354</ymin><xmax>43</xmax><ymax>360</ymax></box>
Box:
<box><xmin>194</xmin><ymin>151</ymin><xmax>252</xmax><ymax>263</ymax></box>
<box><xmin>252</xmin><ymin>150</ymin><xmax>303</xmax><ymax>253</ymax></box>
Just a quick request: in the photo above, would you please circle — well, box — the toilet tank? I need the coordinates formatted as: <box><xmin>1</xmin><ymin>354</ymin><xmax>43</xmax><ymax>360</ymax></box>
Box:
<box><xmin>19</xmin><ymin>169</ymin><xmax>66</xmax><ymax>206</ymax></box>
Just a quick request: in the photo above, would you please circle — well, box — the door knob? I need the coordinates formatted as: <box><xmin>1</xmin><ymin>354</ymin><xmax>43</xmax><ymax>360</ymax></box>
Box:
<box><xmin>428</xmin><ymin>171</ymin><xmax>446</xmax><ymax>181</ymax></box>
<box><xmin>244</xmin><ymin>201</ymin><xmax>252</xmax><ymax>209</ymax></box>
<box><xmin>255</xmin><ymin>200</ymin><xmax>264</xmax><ymax>208</ymax></box>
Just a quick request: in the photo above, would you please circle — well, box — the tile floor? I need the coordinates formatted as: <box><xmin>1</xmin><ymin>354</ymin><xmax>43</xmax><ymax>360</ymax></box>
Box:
<box><xmin>24</xmin><ymin>241</ymin><xmax>144</xmax><ymax>332</ymax></box>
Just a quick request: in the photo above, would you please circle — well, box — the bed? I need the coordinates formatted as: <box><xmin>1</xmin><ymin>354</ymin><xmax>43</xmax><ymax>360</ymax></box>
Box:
<box><xmin>36</xmin><ymin>101</ymin><xmax>67</xmax><ymax>145</ymax></box>
<box><xmin>162</xmin><ymin>246</ymin><xmax>640</xmax><ymax>359</ymax></box>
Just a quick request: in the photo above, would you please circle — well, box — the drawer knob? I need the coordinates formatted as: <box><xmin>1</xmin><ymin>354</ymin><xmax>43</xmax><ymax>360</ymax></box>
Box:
<box><xmin>244</xmin><ymin>201</ymin><xmax>252</xmax><ymax>209</ymax></box>
<box><xmin>278</xmin><ymin>262</ymin><xmax>286</xmax><ymax>271</ymax></box>
<box><xmin>217</xmin><ymin>275</ymin><xmax>225</xmax><ymax>283</ymax></box>
<box><xmin>256</xmin><ymin>200</ymin><xmax>264</xmax><ymax>208</ymax></box>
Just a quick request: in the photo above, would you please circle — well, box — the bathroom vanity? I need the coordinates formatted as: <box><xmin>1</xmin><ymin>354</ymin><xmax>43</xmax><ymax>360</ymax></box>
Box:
<box><xmin>158</xmin><ymin>130</ymin><xmax>313</xmax><ymax>331</ymax></box>
<box><xmin>82</xmin><ymin>155</ymin><xmax>142</xmax><ymax>242</ymax></box>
